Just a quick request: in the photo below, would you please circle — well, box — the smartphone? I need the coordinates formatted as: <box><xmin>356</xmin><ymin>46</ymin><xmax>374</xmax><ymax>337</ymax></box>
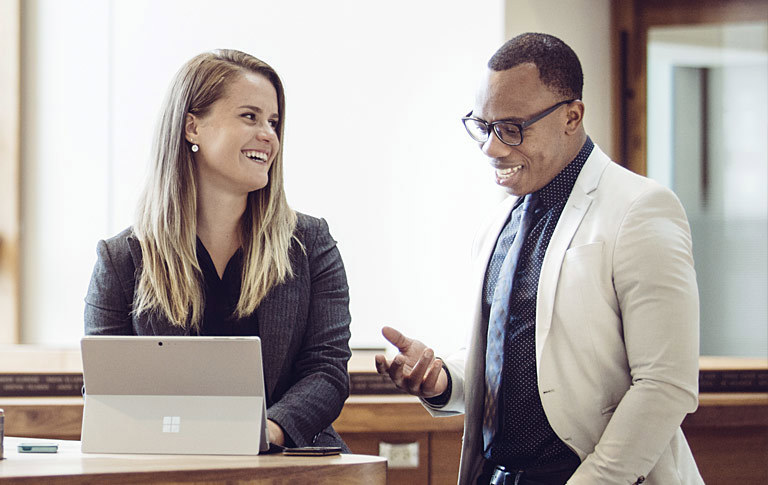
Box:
<box><xmin>18</xmin><ymin>443</ymin><xmax>59</xmax><ymax>453</ymax></box>
<box><xmin>282</xmin><ymin>446</ymin><xmax>342</xmax><ymax>456</ymax></box>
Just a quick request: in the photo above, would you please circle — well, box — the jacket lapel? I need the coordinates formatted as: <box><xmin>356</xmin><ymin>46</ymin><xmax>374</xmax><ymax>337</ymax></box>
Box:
<box><xmin>471</xmin><ymin>195</ymin><xmax>519</xmax><ymax>313</ymax></box>
<box><xmin>465</xmin><ymin>195</ymin><xmax>519</xmax><ymax>452</ymax></box>
<box><xmin>535</xmin><ymin>146</ymin><xmax>610</xmax><ymax>371</ymax></box>
<box><xmin>468</xmin><ymin>195</ymin><xmax>519</xmax><ymax>384</ymax></box>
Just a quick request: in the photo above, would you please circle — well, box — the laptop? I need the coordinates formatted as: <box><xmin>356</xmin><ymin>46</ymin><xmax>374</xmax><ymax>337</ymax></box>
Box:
<box><xmin>80</xmin><ymin>336</ymin><xmax>270</xmax><ymax>455</ymax></box>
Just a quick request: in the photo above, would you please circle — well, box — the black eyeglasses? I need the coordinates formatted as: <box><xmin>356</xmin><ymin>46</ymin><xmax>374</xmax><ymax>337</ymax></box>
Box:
<box><xmin>461</xmin><ymin>99</ymin><xmax>576</xmax><ymax>146</ymax></box>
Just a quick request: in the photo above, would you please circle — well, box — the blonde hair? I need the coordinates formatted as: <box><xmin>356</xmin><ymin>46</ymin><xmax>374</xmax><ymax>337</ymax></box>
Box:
<box><xmin>133</xmin><ymin>49</ymin><xmax>297</xmax><ymax>330</ymax></box>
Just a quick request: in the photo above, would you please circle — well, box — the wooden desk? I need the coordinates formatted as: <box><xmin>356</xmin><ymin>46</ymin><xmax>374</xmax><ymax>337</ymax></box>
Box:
<box><xmin>1</xmin><ymin>393</ymin><xmax>767</xmax><ymax>485</ymax></box>
<box><xmin>1</xmin><ymin>350</ymin><xmax>765</xmax><ymax>484</ymax></box>
<box><xmin>0</xmin><ymin>437</ymin><xmax>386</xmax><ymax>484</ymax></box>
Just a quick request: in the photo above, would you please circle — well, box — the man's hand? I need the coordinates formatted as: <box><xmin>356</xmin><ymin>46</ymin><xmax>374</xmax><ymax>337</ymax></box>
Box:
<box><xmin>374</xmin><ymin>326</ymin><xmax>448</xmax><ymax>398</ymax></box>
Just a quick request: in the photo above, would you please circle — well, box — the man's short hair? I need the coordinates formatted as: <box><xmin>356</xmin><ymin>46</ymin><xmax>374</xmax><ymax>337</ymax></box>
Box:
<box><xmin>488</xmin><ymin>33</ymin><xmax>583</xmax><ymax>100</ymax></box>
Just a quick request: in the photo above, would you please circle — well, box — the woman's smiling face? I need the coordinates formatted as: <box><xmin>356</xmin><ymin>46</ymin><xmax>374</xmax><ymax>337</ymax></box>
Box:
<box><xmin>186</xmin><ymin>71</ymin><xmax>280</xmax><ymax>197</ymax></box>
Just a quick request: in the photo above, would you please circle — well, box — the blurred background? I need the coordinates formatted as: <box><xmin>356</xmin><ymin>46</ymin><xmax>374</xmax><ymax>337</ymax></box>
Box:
<box><xmin>1</xmin><ymin>0</ymin><xmax>765</xmax><ymax>360</ymax></box>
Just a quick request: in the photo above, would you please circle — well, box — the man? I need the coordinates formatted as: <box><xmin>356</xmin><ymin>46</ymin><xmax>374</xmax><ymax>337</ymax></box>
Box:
<box><xmin>375</xmin><ymin>33</ymin><xmax>702</xmax><ymax>485</ymax></box>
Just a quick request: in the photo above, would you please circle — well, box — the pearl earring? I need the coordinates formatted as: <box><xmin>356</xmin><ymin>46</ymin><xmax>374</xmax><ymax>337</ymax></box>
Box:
<box><xmin>191</xmin><ymin>144</ymin><xmax>199</xmax><ymax>152</ymax></box>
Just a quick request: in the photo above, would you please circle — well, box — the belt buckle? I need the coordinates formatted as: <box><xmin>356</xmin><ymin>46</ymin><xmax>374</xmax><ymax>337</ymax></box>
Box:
<box><xmin>490</xmin><ymin>465</ymin><xmax>523</xmax><ymax>485</ymax></box>
<box><xmin>490</xmin><ymin>467</ymin><xmax>507</xmax><ymax>485</ymax></box>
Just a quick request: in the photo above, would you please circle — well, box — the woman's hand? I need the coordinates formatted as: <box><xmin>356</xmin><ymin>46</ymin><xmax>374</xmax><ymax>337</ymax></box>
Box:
<box><xmin>267</xmin><ymin>419</ymin><xmax>286</xmax><ymax>446</ymax></box>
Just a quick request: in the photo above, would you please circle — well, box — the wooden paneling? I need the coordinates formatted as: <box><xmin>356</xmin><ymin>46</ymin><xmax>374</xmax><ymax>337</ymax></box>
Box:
<box><xmin>0</xmin><ymin>397</ymin><xmax>83</xmax><ymax>440</ymax></box>
<box><xmin>342</xmin><ymin>432</ymin><xmax>429</xmax><ymax>485</ymax></box>
<box><xmin>429</xmin><ymin>431</ymin><xmax>462</xmax><ymax>485</ymax></box>
<box><xmin>682</xmin><ymin>393</ymin><xmax>768</xmax><ymax>484</ymax></box>
<box><xmin>336</xmin><ymin>396</ymin><xmax>462</xmax><ymax>484</ymax></box>
<box><xmin>682</xmin><ymin>427</ymin><xmax>768</xmax><ymax>484</ymax></box>
<box><xmin>0</xmin><ymin>0</ymin><xmax>21</xmax><ymax>343</ymax></box>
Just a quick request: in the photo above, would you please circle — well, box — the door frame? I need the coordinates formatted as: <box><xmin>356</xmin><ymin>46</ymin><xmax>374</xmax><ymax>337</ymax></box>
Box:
<box><xmin>611</xmin><ymin>0</ymin><xmax>767</xmax><ymax>175</ymax></box>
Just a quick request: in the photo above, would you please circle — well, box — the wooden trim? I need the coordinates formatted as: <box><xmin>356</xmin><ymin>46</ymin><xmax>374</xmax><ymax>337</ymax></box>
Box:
<box><xmin>612</xmin><ymin>0</ymin><xmax>647</xmax><ymax>175</ymax></box>
<box><xmin>686</xmin><ymin>393</ymin><xmax>768</xmax><ymax>429</ymax></box>
<box><xmin>2</xmin><ymin>393</ymin><xmax>765</xmax><ymax>441</ymax></box>
<box><xmin>639</xmin><ymin>0</ymin><xmax>768</xmax><ymax>26</ymax></box>
<box><xmin>698</xmin><ymin>392</ymin><xmax>768</xmax><ymax>408</ymax></box>
<box><xmin>611</xmin><ymin>0</ymin><xmax>768</xmax><ymax>176</ymax></box>
<box><xmin>699</xmin><ymin>356</ymin><xmax>768</xmax><ymax>371</ymax></box>
<box><xmin>611</xmin><ymin>0</ymin><xmax>635</xmax><ymax>168</ymax></box>
<box><xmin>334</xmin><ymin>396</ymin><xmax>464</xmax><ymax>433</ymax></box>
<box><xmin>0</xmin><ymin>0</ymin><xmax>21</xmax><ymax>344</ymax></box>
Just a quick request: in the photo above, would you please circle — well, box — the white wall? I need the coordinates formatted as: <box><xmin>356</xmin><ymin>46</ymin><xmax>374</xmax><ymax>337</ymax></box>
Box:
<box><xmin>21</xmin><ymin>0</ymin><xmax>112</xmax><ymax>345</ymax></box>
<box><xmin>21</xmin><ymin>0</ymin><xmax>614</xmax><ymax>356</ymax></box>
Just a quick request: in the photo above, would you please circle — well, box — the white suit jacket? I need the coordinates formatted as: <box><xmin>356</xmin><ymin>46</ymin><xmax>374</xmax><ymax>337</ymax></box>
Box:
<box><xmin>425</xmin><ymin>145</ymin><xmax>703</xmax><ymax>485</ymax></box>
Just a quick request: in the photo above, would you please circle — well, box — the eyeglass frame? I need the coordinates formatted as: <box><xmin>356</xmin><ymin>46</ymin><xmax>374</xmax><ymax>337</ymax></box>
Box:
<box><xmin>461</xmin><ymin>99</ymin><xmax>577</xmax><ymax>147</ymax></box>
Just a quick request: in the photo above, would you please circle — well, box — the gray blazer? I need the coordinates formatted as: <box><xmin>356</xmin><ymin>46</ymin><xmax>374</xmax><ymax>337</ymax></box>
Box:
<box><xmin>84</xmin><ymin>213</ymin><xmax>352</xmax><ymax>449</ymax></box>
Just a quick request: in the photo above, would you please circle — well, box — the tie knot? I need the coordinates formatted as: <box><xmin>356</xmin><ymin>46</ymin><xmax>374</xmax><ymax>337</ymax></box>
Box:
<box><xmin>522</xmin><ymin>192</ymin><xmax>539</xmax><ymax>213</ymax></box>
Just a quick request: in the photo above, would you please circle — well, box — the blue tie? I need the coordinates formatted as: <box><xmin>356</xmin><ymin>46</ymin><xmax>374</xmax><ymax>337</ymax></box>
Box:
<box><xmin>483</xmin><ymin>192</ymin><xmax>539</xmax><ymax>451</ymax></box>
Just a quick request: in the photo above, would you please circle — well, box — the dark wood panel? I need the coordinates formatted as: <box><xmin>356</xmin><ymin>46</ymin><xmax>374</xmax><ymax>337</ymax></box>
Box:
<box><xmin>640</xmin><ymin>0</ymin><xmax>768</xmax><ymax>26</ymax></box>
<box><xmin>341</xmin><ymin>432</ymin><xmax>428</xmax><ymax>485</ymax></box>
<box><xmin>430</xmin><ymin>431</ymin><xmax>462</xmax><ymax>485</ymax></box>
<box><xmin>2</xmin><ymin>398</ymin><xmax>82</xmax><ymax>440</ymax></box>
<box><xmin>683</xmin><ymin>426</ymin><xmax>768</xmax><ymax>484</ymax></box>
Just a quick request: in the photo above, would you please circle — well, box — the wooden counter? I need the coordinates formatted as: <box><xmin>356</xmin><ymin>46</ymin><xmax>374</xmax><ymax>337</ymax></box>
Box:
<box><xmin>0</xmin><ymin>437</ymin><xmax>386</xmax><ymax>484</ymax></box>
<box><xmin>1</xmin><ymin>392</ymin><xmax>765</xmax><ymax>485</ymax></box>
<box><xmin>1</xmin><ymin>349</ymin><xmax>765</xmax><ymax>483</ymax></box>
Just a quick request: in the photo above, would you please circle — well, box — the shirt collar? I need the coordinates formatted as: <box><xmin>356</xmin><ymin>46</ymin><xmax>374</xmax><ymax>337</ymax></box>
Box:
<box><xmin>535</xmin><ymin>136</ymin><xmax>594</xmax><ymax>209</ymax></box>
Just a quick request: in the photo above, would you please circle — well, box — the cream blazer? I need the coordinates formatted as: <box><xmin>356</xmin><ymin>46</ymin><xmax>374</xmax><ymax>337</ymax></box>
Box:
<box><xmin>426</xmin><ymin>145</ymin><xmax>704</xmax><ymax>485</ymax></box>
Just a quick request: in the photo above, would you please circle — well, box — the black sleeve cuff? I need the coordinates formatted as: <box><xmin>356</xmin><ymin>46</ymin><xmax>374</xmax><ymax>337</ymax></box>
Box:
<box><xmin>424</xmin><ymin>361</ymin><xmax>452</xmax><ymax>407</ymax></box>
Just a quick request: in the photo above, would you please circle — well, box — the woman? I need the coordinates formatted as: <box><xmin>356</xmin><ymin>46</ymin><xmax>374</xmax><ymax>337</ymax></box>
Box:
<box><xmin>84</xmin><ymin>49</ymin><xmax>352</xmax><ymax>450</ymax></box>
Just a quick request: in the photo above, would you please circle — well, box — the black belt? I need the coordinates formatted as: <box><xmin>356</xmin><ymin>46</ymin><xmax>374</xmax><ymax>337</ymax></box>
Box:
<box><xmin>480</xmin><ymin>454</ymin><xmax>580</xmax><ymax>485</ymax></box>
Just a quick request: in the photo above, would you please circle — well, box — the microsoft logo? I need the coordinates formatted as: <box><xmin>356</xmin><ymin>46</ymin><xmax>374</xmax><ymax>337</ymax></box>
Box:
<box><xmin>162</xmin><ymin>416</ymin><xmax>181</xmax><ymax>433</ymax></box>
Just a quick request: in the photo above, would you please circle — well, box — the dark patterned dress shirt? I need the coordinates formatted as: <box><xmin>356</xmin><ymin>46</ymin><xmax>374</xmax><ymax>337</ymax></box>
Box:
<box><xmin>482</xmin><ymin>137</ymin><xmax>594</xmax><ymax>469</ymax></box>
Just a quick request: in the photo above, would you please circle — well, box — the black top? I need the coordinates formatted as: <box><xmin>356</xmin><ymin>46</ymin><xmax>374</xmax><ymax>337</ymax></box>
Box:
<box><xmin>482</xmin><ymin>137</ymin><xmax>593</xmax><ymax>469</ymax></box>
<box><xmin>196</xmin><ymin>240</ymin><xmax>259</xmax><ymax>336</ymax></box>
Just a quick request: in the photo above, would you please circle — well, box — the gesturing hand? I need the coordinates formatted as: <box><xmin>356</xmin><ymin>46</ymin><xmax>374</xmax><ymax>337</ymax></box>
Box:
<box><xmin>374</xmin><ymin>326</ymin><xmax>448</xmax><ymax>398</ymax></box>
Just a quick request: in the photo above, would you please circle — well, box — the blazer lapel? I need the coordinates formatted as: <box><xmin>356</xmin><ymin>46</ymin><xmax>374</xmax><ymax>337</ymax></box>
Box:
<box><xmin>471</xmin><ymin>195</ymin><xmax>519</xmax><ymax>310</ymax></box>
<box><xmin>466</xmin><ymin>196</ymin><xmax>518</xmax><ymax>437</ymax></box>
<box><xmin>469</xmin><ymin>195</ymin><xmax>519</xmax><ymax>364</ymax></box>
<box><xmin>535</xmin><ymin>146</ymin><xmax>610</xmax><ymax>371</ymax></box>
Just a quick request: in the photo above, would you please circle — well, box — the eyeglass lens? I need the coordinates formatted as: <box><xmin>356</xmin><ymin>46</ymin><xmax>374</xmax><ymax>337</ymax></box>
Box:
<box><xmin>464</xmin><ymin>120</ymin><xmax>522</xmax><ymax>145</ymax></box>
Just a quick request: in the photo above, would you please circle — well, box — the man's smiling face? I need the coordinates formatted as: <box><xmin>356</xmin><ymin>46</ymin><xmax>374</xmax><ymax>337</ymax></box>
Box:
<box><xmin>472</xmin><ymin>63</ymin><xmax>575</xmax><ymax>196</ymax></box>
